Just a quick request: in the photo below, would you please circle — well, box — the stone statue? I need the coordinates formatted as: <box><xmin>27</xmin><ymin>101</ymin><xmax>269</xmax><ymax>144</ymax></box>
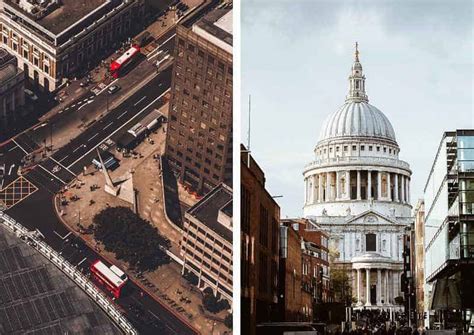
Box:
<box><xmin>346</xmin><ymin>206</ymin><xmax>351</xmax><ymax>216</ymax></box>
<box><xmin>322</xmin><ymin>208</ymin><xmax>327</xmax><ymax>216</ymax></box>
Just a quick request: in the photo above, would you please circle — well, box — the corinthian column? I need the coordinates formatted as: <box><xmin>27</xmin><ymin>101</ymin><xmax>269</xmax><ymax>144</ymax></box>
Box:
<box><xmin>367</xmin><ymin>170</ymin><xmax>372</xmax><ymax>199</ymax></box>
<box><xmin>356</xmin><ymin>170</ymin><xmax>361</xmax><ymax>200</ymax></box>
<box><xmin>365</xmin><ymin>268</ymin><xmax>371</xmax><ymax>306</ymax></box>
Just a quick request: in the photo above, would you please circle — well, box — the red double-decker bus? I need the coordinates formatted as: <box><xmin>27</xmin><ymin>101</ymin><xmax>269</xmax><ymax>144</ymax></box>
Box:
<box><xmin>90</xmin><ymin>260</ymin><xmax>128</xmax><ymax>298</ymax></box>
<box><xmin>110</xmin><ymin>45</ymin><xmax>140</xmax><ymax>78</ymax></box>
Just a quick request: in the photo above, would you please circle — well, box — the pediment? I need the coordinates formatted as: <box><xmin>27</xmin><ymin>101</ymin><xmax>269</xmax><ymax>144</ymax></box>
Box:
<box><xmin>344</xmin><ymin>210</ymin><xmax>399</xmax><ymax>226</ymax></box>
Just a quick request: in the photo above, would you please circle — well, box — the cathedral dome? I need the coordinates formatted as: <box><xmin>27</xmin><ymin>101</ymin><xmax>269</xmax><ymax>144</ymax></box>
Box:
<box><xmin>318</xmin><ymin>101</ymin><xmax>396</xmax><ymax>143</ymax></box>
<box><xmin>317</xmin><ymin>42</ymin><xmax>396</xmax><ymax>145</ymax></box>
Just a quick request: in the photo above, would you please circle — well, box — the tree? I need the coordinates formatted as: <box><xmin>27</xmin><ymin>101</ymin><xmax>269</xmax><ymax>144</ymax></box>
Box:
<box><xmin>328</xmin><ymin>246</ymin><xmax>353</xmax><ymax>305</ymax></box>
<box><xmin>224</xmin><ymin>313</ymin><xmax>233</xmax><ymax>329</ymax></box>
<box><xmin>202</xmin><ymin>289</ymin><xmax>230</xmax><ymax>314</ymax></box>
<box><xmin>93</xmin><ymin>206</ymin><xmax>170</xmax><ymax>271</ymax></box>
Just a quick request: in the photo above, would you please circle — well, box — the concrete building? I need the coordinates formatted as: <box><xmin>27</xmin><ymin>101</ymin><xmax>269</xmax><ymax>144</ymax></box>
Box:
<box><xmin>423</xmin><ymin>130</ymin><xmax>474</xmax><ymax>332</ymax></box>
<box><xmin>303</xmin><ymin>44</ymin><xmax>413</xmax><ymax>310</ymax></box>
<box><xmin>241</xmin><ymin>145</ymin><xmax>280</xmax><ymax>335</ymax></box>
<box><xmin>180</xmin><ymin>183</ymin><xmax>233</xmax><ymax>303</ymax></box>
<box><xmin>281</xmin><ymin>218</ymin><xmax>331</xmax><ymax>321</ymax></box>
<box><xmin>0</xmin><ymin>0</ymin><xmax>145</xmax><ymax>91</ymax></box>
<box><xmin>413</xmin><ymin>200</ymin><xmax>425</xmax><ymax>327</ymax></box>
<box><xmin>165</xmin><ymin>4</ymin><xmax>233</xmax><ymax>195</ymax></box>
<box><xmin>0</xmin><ymin>47</ymin><xmax>24</xmax><ymax>131</ymax></box>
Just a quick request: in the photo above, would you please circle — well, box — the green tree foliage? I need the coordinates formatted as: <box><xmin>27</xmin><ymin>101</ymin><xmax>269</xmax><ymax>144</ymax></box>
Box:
<box><xmin>93</xmin><ymin>206</ymin><xmax>170</xmax><ymax>271</ymax></box>
<box><xmin>202</xmin><ymin>289</ymin><xmax>230</xmax><ymax>314</ymax></box>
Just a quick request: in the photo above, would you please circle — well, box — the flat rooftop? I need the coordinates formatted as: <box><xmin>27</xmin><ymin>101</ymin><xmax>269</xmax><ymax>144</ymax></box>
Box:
<box><xmin>5</xmin><ymin>0</ymin><xmax>109</xmax><ymax>35</ymax></box>
<box><xmin>186</xmin><ymin>184</ymin><xmax>232</xmax><ymax>242</ymax></box>
<box><xmin>0</xmin><ymin>224</ymin><xmax>121</xmax><ymax>334</ymax></box>
<box><xmin>192</xmin><ymin>6</ymin><xmax>232</xmax><ymax>53</ymax></box>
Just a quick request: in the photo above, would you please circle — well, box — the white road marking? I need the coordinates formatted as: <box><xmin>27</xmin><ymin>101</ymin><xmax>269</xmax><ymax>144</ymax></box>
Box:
<box><xmin>134</xmin><ymin>96</ymin><xmax>147</xmax><ymax>106</ymax></box>
<box><xmin>38</xmin><ymin>164</ymin><xmax>66</xmax><ymax>184</ymax></box>
<box><xmin>78</xmin><ymin>99</ymin><xmax>93</xmax><ymax>111</ymax></box>
<box><xmin>71</xmin><ymin>104</ymin><xmax>76</xmax><ymax>108</ymax></box>
<box><xmin>73</xmin><ymin>146</ymin><xmax>82</xmax><ymax>153</ymax></box>
<box><xmin>67</xmin><ymin>89</ymin><xmax>170</xmax><ymax>169</ymax></box>
<box><xmin>58</xmin><ymin>110</ymin><xmax>63</xmax><ymax>114</ymax></box>
<box><xmin>0</xmin><ymin>179</ymin><xmax>4</xmax><ymax>190</ymax></box>
<box><xmin>8</xmin><ymin>145</ymin><xmax>17</xmax><ymax>152</ymax></box>
<box><xmin>8</xmin><ymin>164</ymin><xmax>14</xmax><ymax>176</ymax></box>
<box><xmin>77</xmin><ymin>257</ymin><xmax>87</xmax><ymax>266</ymax></box>
<box><xmin>96</xmin><ymin>78</ymin><xmax>119</xmax><ymax>96</ymax></box>
<box><xmin>103</xmin><ymin>122</ymin><xmax>114</xmax><ymax>130</ymax></box>
<box><xmin>88</xmin><ymin>133</ymin><xmax>99</xmax><ymax>142</ymax></box>
<box><xmin>117</xmin><ymin>110</ymin><xmax>128</xmax><ymax>119</ymax></box>
<box><xmin>54</xmin><ymin>230</ymin><xmax>72</xmax><ymax>240</ymax></box>
<box><xmin>77</xmin><ymin>101</ymin><xmax>83</xmax><ymax>105</ymax></box>
<box><xmin>65</xmin><ymin>107</ymin><xmax>69</xmax><ymax>110</ymax></box>
<box><xmin>58</xmin><ymin>155</ymin><xmax>69</xmax><ymax>162</ymax></box>
<box><xmin>12</xmin><ymin>139</ymin><xmax>29</xmax><ymax>155</ymax></box>
<box><xmin>147</xmin><ymin>33</ymin><xmax>176</xmax><ymax>60</ymax></box>
<box><xmin>50</xmin><ymin>156</ymin><xmax>76</xmax><ymax>177</ymax></box>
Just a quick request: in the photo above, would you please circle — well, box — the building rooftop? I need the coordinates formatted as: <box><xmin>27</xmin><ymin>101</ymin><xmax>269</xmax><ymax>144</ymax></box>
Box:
<box><xmin>4</xmin><ymin>0</ymin><xmax>112</xmax><ymax>36</ymax></box>
<box><xmin>186</xmin><ymin>184</ymin><xmax>233</xmax><ymax>242</ymax></box>
<box><xmin>192</xmin><ymin>6</ymin><xmax>232</xmax><ymax>54</ymax></box>
<box><xmin>0</xmin><ymin>224</ymin><xmax>121</xmax><ymax>334</ymax></box>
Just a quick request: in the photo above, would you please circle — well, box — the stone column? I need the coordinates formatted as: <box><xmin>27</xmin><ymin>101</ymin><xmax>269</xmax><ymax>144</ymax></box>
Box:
<box><xmin>326</xmin><ymin>172</ymin><xmax>331</xmax><ymax>201</ymax></box>
<box><xmin>377</xmin><ymin>171</ymin><xmax>382</xmax><ymax>200</ymax></box>
<box><xmin>336</xmin><ymin>171</ymin><xmax>340</xmax><ymax>200</ymax></box>
<box><xmin>318</xmin><ymin>174</ymin><xmax>323</xmax><ymax>202</ymax></box>
<box><xmin>407</xmin><ymin>178</ymin><xmax>410</xmax><ymax>204</ymax></box>
<box><xmin>384</xmin><ymin>269</ymin><xmax>389</xmax><ymax>305</ymax></box>
<box><xmin>345</xmin><ymin>170</ymin><xmax>350</xmax><ymax>199</ymax></box>
<box><xmin>377</xmin><ymin>269</ymin><xmax>382</xmax><ymax>305</ymax></box>
<box><xmin>387</xmin><ymin>270</ymin><xmax>391</xmax><ymax>304</ymax></box>
<box><xmin>393</xmin><ymin>271</ymin><xmax>398</xmax><ymax>303</ymax></box>
<box><xmin>387</xmin><ymin>172</ymin><xmax>391</xmax><ymax>201</ymax></box>
<box><xmin>365</xmin><ymin>268</ymin><xmax>371</xmax><ymax>306</ymax></box>
<box><xmin>367</xmin><ymin>170</ymin><xmax>372</xmax><ymax>199</ymax></box>
<box><xmin>401</xmin><ymin>176</ymin><xmax>405</xmax><ymax>203</ymax></box>
<box><xmin>394</xmin><ymin>174</ymin><xmax>399</xmax><ymax>202</ymax></box>
<box><xmin>357</xmin><ymin>269</ymin><xmax>361</xmax><ymax>305</ymax></box>
<box><xmin>357</xmin><ymin>170</ymin><xmax>361</xmax><ymax>200</ymax></box>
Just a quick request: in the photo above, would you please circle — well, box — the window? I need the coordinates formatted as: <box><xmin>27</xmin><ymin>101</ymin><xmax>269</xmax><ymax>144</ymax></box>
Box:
<box><xmin>352</xmin><ymin>145</ymin><xmax>356</xmax><ymax>151</ymax></box>
<box><xmin>369</xmin><ymin>146</ymin><xmax>373</xmax><ymax>151</ymax></box>
<box><xmin>366</xmin><ymin>233</ymin><xmax>376</xmax><ymax>252</ymax></box>
<box><xmin>344</xmin><ymin>146</ymin><xmax>348</xmax><ymax>152</ymax></box>
<box><xmin>361</xmin><ymin>145</ymin><xmax>365</xmax><ymax>151</ymax></box>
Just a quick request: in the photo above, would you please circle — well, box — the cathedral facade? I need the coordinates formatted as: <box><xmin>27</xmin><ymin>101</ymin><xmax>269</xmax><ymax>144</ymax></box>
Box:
<box><xmin>303</xmin><ymin>45</ymin><xmax>413</xmax><ymax>310</ymax></box>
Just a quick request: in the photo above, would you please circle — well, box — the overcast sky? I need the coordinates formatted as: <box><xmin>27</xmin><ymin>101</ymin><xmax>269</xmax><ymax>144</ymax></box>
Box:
<box><xmin>241</xmin><ymin>0</ymin><xmax>474</xmax><ymax>218</ymax></box>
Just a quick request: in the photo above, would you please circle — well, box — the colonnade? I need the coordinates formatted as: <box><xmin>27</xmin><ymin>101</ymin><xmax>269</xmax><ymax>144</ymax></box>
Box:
<box><xmin>305</xmin><ymin>170</ymin><xmax>410</xmax><ymax>204</ymax></box>
<box><xmin>353</xmin><ymin>268</ymin><xmax>400</xmax><ymax>306</ymax></box>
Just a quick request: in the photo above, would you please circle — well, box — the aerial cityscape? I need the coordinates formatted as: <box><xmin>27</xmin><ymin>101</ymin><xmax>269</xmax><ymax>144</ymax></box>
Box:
<box><xmin>0</xmin><ymin>0</ymin><xmax>233</xmax><ymax>334</ymax></box>
<box><xmin>241</xmin><ymin>1</ymin><xmax>473</xmax><ymax>334</ymax></box>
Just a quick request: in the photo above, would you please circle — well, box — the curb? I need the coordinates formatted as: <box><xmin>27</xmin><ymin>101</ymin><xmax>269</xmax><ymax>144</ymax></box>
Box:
<box><xmin>52</xmin><ymin>191</ymin><xmax>200</xmax><ymax>335</ymax></box>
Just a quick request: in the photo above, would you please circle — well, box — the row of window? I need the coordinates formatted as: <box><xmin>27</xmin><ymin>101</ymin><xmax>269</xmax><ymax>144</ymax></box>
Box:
<box><xmin>317</xmin><ymin>144</ymin><xmax>398</xmax><ymax>156</ymax></box>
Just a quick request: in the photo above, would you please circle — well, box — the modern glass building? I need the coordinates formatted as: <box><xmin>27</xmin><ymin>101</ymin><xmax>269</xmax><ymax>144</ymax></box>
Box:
<box><xmin>424</xmin><ymin>130</ymin><xmax>474</xmax><ymax>332</ymax></box>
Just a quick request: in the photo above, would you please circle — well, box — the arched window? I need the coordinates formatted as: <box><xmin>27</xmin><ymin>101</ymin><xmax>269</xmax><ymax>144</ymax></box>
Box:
<box><xmin>366</xmin><ymin>233</ymin><xmax>376</xmax><ymax>252</ymax></box>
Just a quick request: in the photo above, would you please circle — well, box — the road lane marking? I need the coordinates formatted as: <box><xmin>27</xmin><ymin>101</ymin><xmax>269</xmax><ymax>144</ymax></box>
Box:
<box><xmin>147</xmin><ymin>33</ymin><xmax>176</xmax><ymax>60</ymax></box>
<box><xmin>88</xmin><ymin>133</ymin><xmax>99</xmax><ymax>142</ymax></box>
<box><xmin>49</xmin><ymin>157</ymin><xmax>76</xmax><ymax>177</ymax></box>
<box><xmin>8</xmin><ymin>164</ymin><xmax>14</xmax><ymax>175</ymax></box>
<box><xmin>118</xmin><ymin>110</ymin><xmax>128</xmax><ymax>119</ymax></box>
<box><xmin>12</xmin><ymin>139</ymin><xmax>29</xmax><ymax>155</ymax></box>
<box><xmin>38</xmin><ymin>164</ymin><xmax>66</xmax><ymax>184</ymax></box>
<box><xmin>77</xmin><ymin>257</ymin><xmax>87</xmax><ymax>266</ymax></box>
<box><xmin>54</xmin><ymin>230</ymin><xmax>72</xmax><ymax>240</ymax></box>
<box><xmin>73</xmin><ymin>146</ymin><xmax>82</xmax><ymax>153</ymax></box>
<box><xmin>134</xmin><ymin>96</ymin><xmax>147</xmax><ymax>106</ymax></box>
<box><xmin>71</xmin><ymin>104</ymin><xmax>76</xmax><ymax>108</ymax></box>
<box><xmin>96</xmin><ymin>78</ymin><xmax>119</xmax><ymax>96</ymax></box>
<box><xmin>8</xmin><ymin>145</ymin><xmax>17</xmax><ymax>152</ymax></box>
<box><xmin>67</xmin><ymin>89</ymin><xmax>170</xmax><ymax>169</ymax></box>
<box><xmin>104</xmin><ymin>122</ymin><xmax>114</xmax><ymax>130</ymax></box>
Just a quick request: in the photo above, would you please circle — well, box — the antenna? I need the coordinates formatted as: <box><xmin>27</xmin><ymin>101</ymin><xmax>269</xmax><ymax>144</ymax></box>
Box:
<box><xmin>247</xmin><ymin>95</ymin><xmax>251</xmax><ymax>150</ymax></box>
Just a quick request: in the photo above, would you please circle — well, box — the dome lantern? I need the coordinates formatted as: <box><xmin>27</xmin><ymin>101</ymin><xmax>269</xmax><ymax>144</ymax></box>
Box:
<box><xmin>346</xmin><ymin>42</ymin><xmax>368</xmax><ymax>103</ymax></box>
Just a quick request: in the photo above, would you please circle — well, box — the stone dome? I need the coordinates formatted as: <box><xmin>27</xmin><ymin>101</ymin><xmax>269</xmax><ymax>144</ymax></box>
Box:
<box><xmin>318</xmin><ymin>101</ymin><xmax>396</xmax><ymax>143</ymax></box>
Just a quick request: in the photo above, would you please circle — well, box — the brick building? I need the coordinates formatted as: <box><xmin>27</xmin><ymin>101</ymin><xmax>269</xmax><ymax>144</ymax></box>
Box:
<box><xmin>241</xmin><ymin>145</ymin><xmax>280</xmax><ymax>335</ymax></box>
<box><xmin>278</xmin><ymin>223</ymin><xmax>303</xmax><ymax>321</ymax></box>
<box><xmin>280</xmin><ymin>218</ymin><xmax>331</xmax><ymax>322</ymax></box>
<box><xmin>180</xmin><ymin>183</ymin><xmax>233</xmax><ymax>302</ymax></box>
<box><xmin>0</xmin><ymin>47</ymin><xmax>24</xmax><ymax>131</ymax></box>
<box><xmin>165</xmin><ymin>4</ymin><xmax>233</xmax><ymax>195</ymax></box>
<box><xmin>0</xmin><ymin>0</ymin><xmax>145</xmax><ymax>91</ymax></box>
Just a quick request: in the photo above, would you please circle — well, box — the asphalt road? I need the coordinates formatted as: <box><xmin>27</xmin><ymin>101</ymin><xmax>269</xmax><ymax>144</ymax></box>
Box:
<box><xmin>0</xmin><ymin>32</ymin><xmax>197</xmax><ymax>334</ymax></box>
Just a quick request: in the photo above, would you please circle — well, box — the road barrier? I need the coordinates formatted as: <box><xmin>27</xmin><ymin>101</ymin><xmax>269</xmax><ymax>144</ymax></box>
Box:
<box><xmin>0</xmin><ymin>211</ymin><xmax>138</xmax><ymax>335</ymax></box>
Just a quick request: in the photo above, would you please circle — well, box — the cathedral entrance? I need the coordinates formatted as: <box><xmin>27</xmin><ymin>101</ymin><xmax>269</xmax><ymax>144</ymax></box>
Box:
<box><xmin>370</xmin><ymin>285</ymin><xmax>377</xmax><ymax>305</ymax></box>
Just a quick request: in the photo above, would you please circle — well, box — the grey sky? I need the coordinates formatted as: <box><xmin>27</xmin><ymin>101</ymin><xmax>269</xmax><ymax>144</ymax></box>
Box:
<box><xmin>241</xmin><ymin>0</ymin><xmax>474</xmax><ymax>218</ymax></box>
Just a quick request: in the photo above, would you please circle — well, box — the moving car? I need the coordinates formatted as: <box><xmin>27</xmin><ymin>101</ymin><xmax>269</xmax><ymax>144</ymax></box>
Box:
<box><xmin>107</xmin><ymin>84</ymin><xmax>121</xmax><ymax>95</ymax></box>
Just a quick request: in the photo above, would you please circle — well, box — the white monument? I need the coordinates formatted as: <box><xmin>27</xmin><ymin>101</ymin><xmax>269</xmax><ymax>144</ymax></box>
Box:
<box><xmin>303</xmin><ymin>44</ymin><xmax>412</xmax><ymax>310</ymax></box>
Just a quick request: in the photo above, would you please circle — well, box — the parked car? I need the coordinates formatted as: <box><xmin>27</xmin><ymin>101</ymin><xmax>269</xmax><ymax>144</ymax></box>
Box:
<box><xmin>107</xmin><ymin>84</ymin><xmax>121</xmax><ymax>94</ymax></box>
<box><xmin>24</xmin><ymin>89</ymin><xmax>39</xmax><ymax>101</ymax></box>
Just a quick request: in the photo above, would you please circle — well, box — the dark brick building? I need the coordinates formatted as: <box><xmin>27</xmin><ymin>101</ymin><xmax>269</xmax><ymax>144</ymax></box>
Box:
<box><xmin>165</xmin><ymin>4</ymin><xmax>233</xmax><ymax>195</ymax></box>
<box><xmin>241</xmin><ymin>145</ymin><xmax>280</xmax><ymax>335</ymax></box>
